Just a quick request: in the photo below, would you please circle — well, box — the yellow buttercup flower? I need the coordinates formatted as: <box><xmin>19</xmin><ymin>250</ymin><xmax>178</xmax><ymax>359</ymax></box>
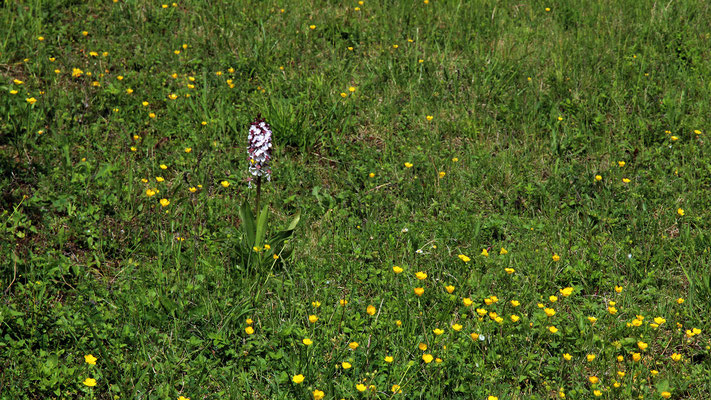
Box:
<box><xmin>159</xmin><ymin>198</ymin><xmax>170</xmax><ymax>207</ymax></box>
<box><xmin>481</xmin><ymin>248</ymin><xmax>489</xmax><ymax>257</ymax></box>
<box><xmin>552</xmin><ymin>253</ymin><xmax>560</xmax><ymax>262</ymax></box>
<box><xmin>84</xmin><ymin>354</ymin><xmax>97</xmax><ymax>365</ymax></box>
<box><xmin>245</xmin><ymin>326</ymin><xmax>254</xmax><ymax>334</ymax></box>
<box><xmin>414</xmin><ymin>287</ymin><xmax>424</xmax><ymax>296</ymax></box>
<box><xmin>404</xmin><ymin>162</ymin><xmax>413</xmax><ymax>168</ymax></box>
<box><xmin>458</xmin><ymin>254</ymin><xmax>470</xmax><ymax>262</ymax></box>
<box><xmin>83</xmin><ymin>378</ymin><xmax>97</xmax><ymax>387</ymax></box>
<box><xmin>366</xmin><ymin>305</ymin><xmax>376</xmax><ymax>315</ymax></box>
<box><xmin>445</xmin><ymin>285</ymin><xmax>455</xmax><ymax>294</ymax></box>
<box><xmin>384</xmin><ymin>356</ymin><xmax>394</xmax><ymax>363</ymax></box>
<box><xmin>292</xmin><ymin>374</ymin><xmax>304</xmax><ymax>384</ymax></box>
<box><xmin>548</xmin><ymin>326</ymin><xmax>558</xmax><ymax>333</ymax></box>
<box><xmin>302</xmin><ymin>338</ymin><xmax>313</xmax><ymax>346</ymax></box>
<box><xmin>422</xmin><ymin>354</ymin><xmax>433</xmax><ymax>363</ymax></box>
<box><xmin>341</xmin><ymin>362</ymin><xmax>351</xmax><ymax>369</ymax></box>
<box><xmin>312</xmin><ymin>389</ymin><xmax>325</xmax><ymax>400</ymax></box>
<box><xmin>415</xmin><ymin>271</ymin><xmax>428</xmax><ymax>280</ymax></box>
<box><xmin>563</xmin><ymin>353</ymin><xmax>572</xmax><ymax>361</ymax></box>
<box><xmin>349</xmin><ymin>342</ymin><xmax>359</xmax><ymax>350</ymax></box>
<box><xmin>393</xmin><ymin>265</ymin><xmax>403</xmax><ymax>274</ymax></box>
<box><xmin>560</xmin><ymin>287</ymin><xmax>573</xmax><ymax>297</ymax></box>
<box><xmin>462</xmin><ymin>298</ymin><xmax>473</xmax><ymax>307</ymax></box>
<box><xmin>308</xmin><ymin>315</ymin><xmax>318</xmax><ymax>323</ymax></box>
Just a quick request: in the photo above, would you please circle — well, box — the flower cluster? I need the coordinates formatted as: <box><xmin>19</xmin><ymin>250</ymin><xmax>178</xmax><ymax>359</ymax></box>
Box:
<box><xmin>247</xmin><ymin>115</ymin><xmax>273</xmax><ymax>184</ymax></box>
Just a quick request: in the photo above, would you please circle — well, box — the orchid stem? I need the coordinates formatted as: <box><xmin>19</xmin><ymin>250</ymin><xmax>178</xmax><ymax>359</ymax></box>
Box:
<box><xmin>256</xmin><ymin>175</ymin><xmax>262</xmax><ymax>214</ymax></box>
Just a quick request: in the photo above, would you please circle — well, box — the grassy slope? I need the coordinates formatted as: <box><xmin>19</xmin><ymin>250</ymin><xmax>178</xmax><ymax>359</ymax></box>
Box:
<box><xmin>1</xmin><ymin>0</ymin><xmax>710</xmax><ymax>398</ymax></box>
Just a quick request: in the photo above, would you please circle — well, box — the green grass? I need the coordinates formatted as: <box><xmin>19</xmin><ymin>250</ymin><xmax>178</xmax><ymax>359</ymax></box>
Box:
<box><xmin>2</xmin><ymin>0</ymin><xmax>711</xmax><ymax>399</ymax></box>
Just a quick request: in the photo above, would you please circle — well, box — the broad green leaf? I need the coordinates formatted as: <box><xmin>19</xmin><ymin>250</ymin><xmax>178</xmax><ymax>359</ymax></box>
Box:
<box><xmin>255</xmin><ymin>205</ymin><xmax>269</xmax><ymax>249</ymax></box>
<box><xmin>239</xmin><ymin>199</ymin><xmax>256</xmax><ymax>247</ymax></box>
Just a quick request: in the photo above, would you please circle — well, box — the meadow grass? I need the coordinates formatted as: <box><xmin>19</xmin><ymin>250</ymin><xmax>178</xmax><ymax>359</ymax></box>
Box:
<box><xmin>1</xmin><ymin>0</ymin><xmax>711</xmax><ymax>398</ymax></box>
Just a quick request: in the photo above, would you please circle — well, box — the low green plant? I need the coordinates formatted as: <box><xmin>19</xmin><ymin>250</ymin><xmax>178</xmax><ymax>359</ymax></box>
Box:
<box><xmin>236</xmin><ymin>199</ymin><xmax>300</xmax><ymax>272</ymax></box>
